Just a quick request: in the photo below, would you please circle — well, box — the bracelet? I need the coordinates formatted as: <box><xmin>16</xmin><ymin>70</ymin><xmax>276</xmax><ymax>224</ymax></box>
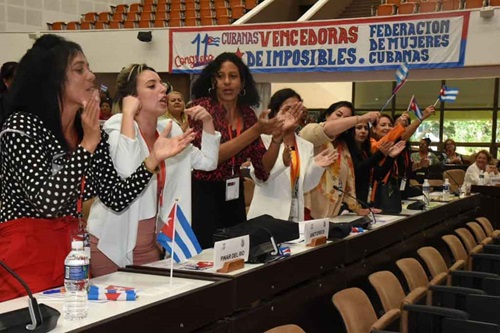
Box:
<box><xmin>144</xmin><ymin>157</ymin><xmax>160</xmax><ymax>174</ymax></box>
<box><xmin>271</xmin><ymin>137</ymin><xmax>283</xmax><ymax>145</ymax></box>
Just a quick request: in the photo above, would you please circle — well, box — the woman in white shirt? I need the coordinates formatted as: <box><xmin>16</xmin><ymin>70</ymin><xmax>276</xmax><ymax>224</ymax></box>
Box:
<box><xmin>87</xmin><ymin>64</ymin><xmax>221</xmax><ymax>276</ymax></box>
<box><xmin>464</xmin><ymin>149</ymin><xmax>498</xmax><ymax>185</ymax></box>
<box><xmin>247</xmin><ymin>88</ymin><xmax>336</xmax><ymax>221</ymax></box>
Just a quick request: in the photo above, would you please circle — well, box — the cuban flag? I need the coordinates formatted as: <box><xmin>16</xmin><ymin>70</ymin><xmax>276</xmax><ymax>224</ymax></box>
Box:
<box><xmin>393</xmin><ymin>63</ymin><xmax>409</xmax><ymax>94</ymax></box>
<box><xmin>439</xmin><ymin>86</ymin><xmax>459</xmax><ymax>102</ymax></box>
<box><xmin>408</xmin><ymin>95</ymin><xmax>423</xmax><ymax>121</ymax></box>
<box><xmin>157</xmin><ymin>202</ymin><xmax>202</xmax><ymax>263</ymax></box>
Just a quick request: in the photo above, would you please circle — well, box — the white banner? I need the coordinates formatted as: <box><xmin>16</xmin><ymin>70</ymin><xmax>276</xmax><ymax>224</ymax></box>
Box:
<box><xmin>169</xmin><ymin>12</ymin><xmax>469</xmax><ymax>74</ymax></box>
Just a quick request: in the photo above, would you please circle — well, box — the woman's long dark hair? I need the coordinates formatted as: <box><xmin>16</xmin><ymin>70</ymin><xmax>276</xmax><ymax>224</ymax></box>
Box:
<box><xmin>191</xmin><ymin>52</ymin><xmax>260</xmax><ymax>108</ymax></box>
<box><xmin>9</xmin><ymin>34</ymin><xmax>84</xmax><ymax>150</ymax></box>
<box><xmin>345</xmin><ymin>122</ymin><xmax>372</xmax><ymax>161</ymax></box>
<box><xmin>0</xmin><ymin>62</ymin><xmax>17</xmax><ymax>93</ymax></box>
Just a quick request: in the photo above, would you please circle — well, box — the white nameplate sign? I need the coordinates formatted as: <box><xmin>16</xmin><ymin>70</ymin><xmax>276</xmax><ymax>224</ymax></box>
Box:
<box><xmin>303</xmin><ymin>219</ymin><xmax>329</xmax><ymax>245</ymax></box>
<box><xmin>213</xmin><ymin>235</ymin><xmax>250</xmax><ymax>271</ymax></box>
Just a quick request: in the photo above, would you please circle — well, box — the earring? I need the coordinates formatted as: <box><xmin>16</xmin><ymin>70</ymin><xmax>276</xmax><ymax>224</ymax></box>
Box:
<box><xmin>208</xmin><ymin>87</ymin><xmax>213</xmax><ymax>94</ymax></box>
<box><xmin>239</xmin><ymin>88</ymin><xmax>246</xmax><ymax>96</ymax></box>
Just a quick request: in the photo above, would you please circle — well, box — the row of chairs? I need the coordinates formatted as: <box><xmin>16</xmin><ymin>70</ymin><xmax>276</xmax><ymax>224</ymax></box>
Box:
<box><xmin>47</xmin><ymin>0</ymin><xmax>258</xmax><ymax>30</ymax></box>
<box><xmin>376</xmin><ymin>0</ymin><xmax>500</xmax><ymax>16</ymax></box>
<box><xmin>333</xmin><ymin>216</ymin><xmax>500</xmax><ymax>332</ymax></box>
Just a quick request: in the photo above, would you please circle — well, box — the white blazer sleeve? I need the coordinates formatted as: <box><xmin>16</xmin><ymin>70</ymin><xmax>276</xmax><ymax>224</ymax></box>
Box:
<box><xmin>190</xmin><ymin>130</ymin><xmax>221</xmax><ymax>171</ymax></box>
<box><xmin>103</xmin><ymin>115</ymin><xmax>143</xmax><ymax>178</ymax></box>
<box><xmin>250</xmin><ymin>134</ymin><xmax>288</xmax><ymax>185</ymax></box>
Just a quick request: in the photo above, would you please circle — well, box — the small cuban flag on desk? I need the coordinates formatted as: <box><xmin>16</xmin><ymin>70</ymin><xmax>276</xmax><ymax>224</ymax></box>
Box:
<box><xmin>157</xmin><ymin>202</ymin><xmax>202</xmax><ymax>263</ymax></box>
<box><xmin>439</xmin><ymin>85</ymin><xmax>459</xmax><ymax>102</ymax></box>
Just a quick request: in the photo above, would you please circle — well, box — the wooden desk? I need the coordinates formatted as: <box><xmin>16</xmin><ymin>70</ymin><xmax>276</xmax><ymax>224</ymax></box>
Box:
<box><xmin>471</xmin><ymin>185</ymin><xmax>500</xmax><ymax>227</ymax></box>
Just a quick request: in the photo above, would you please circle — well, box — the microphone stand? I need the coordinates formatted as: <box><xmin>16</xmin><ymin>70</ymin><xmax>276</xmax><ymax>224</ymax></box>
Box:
<box><xmin>0</xmin><ymin>260</ymin><xmax>60</xmax><ymax>332</ymax></box>
<box><xmin>332</xmin><ymin>185</ymin><xmax>377</xmax><ymax>227</ymax></box>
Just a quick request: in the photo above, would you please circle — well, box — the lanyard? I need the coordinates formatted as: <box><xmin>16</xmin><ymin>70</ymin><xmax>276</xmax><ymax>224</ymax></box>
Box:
<box><xmin>290</xmin><ymin>138</ymin><xmax>300</xmax><ymax>191</ymax></box>
<box><xmin>140</xmin><ymin>129</ymin><xmax>167</xmax><ymax>209</ymax></box>
<box><xmin>76</xmin><ymin>176</ymin><xmax>86</xmax><ymax>222</ymax></box>
<box><xmin>227</xmin><ymin>117</ymin><xmax>242</xmax><ymax>175</ymax></box>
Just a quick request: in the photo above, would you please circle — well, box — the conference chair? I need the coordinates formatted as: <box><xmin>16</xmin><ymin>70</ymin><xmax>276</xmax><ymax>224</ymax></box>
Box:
<box><xmin>110</xmin><ymin>4</ymin><xmax>128</xmax><ymax>14</ymax></box>
<box><xmin>128</xmin><ymin>3</ymin><xmax>143</xmax><ymax>14</ymax></box>
<box><xmin>491</xmin><ymin>0</ymin><xmax>500</xmax><ymax>5</ymax></box>
<box><xmin>264</xmin><ymin>324</ymin><xmax>305</xmax><ymax>333</ymax></box>
<box><xmin>419</xmin><ymin>1</ymin><xmax>440</xmax><ymax>12</ymax></box>
<box><xmin>467</xmin><ymin>221</ymin><xmax>496</xmax><ymax>246</ymax></box>
<box><xmin>244</xmin><ymin>0</ymin><xmax>259</xmax><ymax>10</ymax></box>
<box><xmin>441</xmin><ymin>0</ymin><xmax>461</xmax><ymax>10</ymax></box>
<box><xmin>66</xmin><ymin>21</ymin><xmax>80</xmax><ymax>30</ymax></box>
<box><xmin>369</xmin><ymin>271</ymin><xmax>427</xmax><ymax>332</ymax></box>
<box><xmin>231</xmin><ymin>5</ymin><xmax>246</xmax><ymax>18</ymax></box>
<box><xmin>377</xmin><ymin>4</ymin><xmax>397</xmax><ymax>15</ymax></box>
<box><xmin>386</xmin><ymin>0</ymin><xmax>402</xmax><ymax>5</ymax></box>
<box><xmin>82</xmin><ymin>12</ymin><xmax>98</xmax><ymax>22</ymax></box>
<box><xmin>398</xmin><ymin>2</ymin><xmax>419</xmax><ymax>14</ymax></box>
<box><xmin>47</xmin><ymin>21</ymin><xmax>66</xmax><ymax>30</ymax></box>
<box><xmin>332</xmin><ymin>287</ymin><xmax>400</xmax><ymax>332</ymax></box>
<box><xmin>142</xmin><ymin>3</ymin><xmax>156</xmax><ymax>13</ymax></box>
<box><xmin>476</xmin><ymin>216</ymin><xmax>500</xmax><ymax>238</ymax></box>
<box><xmin>443</xmin><ymin>169</ymin><xmax>465</xmax><ymax>195</ymax></box>
<box><xmin>156</xmin><ymin>2</ymin><xmax>170</xmax><ymax>12</ymax></box>
<box><xmin>464</xmin><ymin>0</ymin><xmax>486</xmax><ymax>8</ymax></box>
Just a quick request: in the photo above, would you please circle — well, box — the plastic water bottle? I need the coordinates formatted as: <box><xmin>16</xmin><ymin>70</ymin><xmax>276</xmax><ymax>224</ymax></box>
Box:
<box><xmin>443</xmin><ymin>178</ymin><xmax>451</xmax><ymax>201</ymax></box>
<box><xmin>478</xmin><ymin>171</ymin><xmax>485</xmax><ymax>185</ymax></box>
<box><xmin>422</xmin><ymin>179</ymin><xmax>431</xmax><ymax>207</ymax></box>
<box><xmin>63</xmin><ymin>241</ymin><xmax>90</xmax><ymax>320</ymax></box>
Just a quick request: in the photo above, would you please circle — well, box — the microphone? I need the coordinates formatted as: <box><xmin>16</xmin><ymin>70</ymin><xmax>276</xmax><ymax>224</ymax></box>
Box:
<box><xmin>0</xmin><ymin>260</ymin><xmax>60</xmax><ymax>332</ymax></box>
<box><xmin>332</xmin><ymin>185</ymin><xmax>377</xmax><ymax>227</ymax></box>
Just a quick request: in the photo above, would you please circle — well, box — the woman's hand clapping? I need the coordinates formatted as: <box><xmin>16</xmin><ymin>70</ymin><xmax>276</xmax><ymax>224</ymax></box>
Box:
<box><xmin>80</xmin><ymin>89</ymin><xmax>101</xmax><ymax>153</ymax></box>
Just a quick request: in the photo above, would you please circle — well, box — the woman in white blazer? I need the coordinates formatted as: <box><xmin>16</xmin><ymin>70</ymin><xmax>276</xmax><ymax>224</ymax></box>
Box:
<box><xmin>87</xmin><ymin>64</ymin><xmax>221</xmax><ymax>276</ymax></box>
<box><xmin>247</xmin><ymin>89</ymin><xmax>336</xmax><ymax>222</ymax></box>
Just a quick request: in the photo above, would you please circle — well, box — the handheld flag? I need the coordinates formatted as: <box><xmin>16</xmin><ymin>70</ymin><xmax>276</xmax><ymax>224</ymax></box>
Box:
<box><xmin>157</xmin><ymin>202</ymin><xmax>202</xmax><ymax>263</ymax></box>
<box><xmin>408</xmin><ymin>95</ymin><xmax>423</xmax><ymax>122</ymax></box>
<box><xmin>438</xmin><ymin>86</ymin><xmax>459</xmax><ymax>102</ymax></box>
<box><xmin>381</xmin><ymin>63</ymin><xmax>409</xmax><ymax>112</ymax></box>
<box><xmin>393</xmin><ymin>63</ymin><xmax>409</xmax><ymax>94</ymax></box>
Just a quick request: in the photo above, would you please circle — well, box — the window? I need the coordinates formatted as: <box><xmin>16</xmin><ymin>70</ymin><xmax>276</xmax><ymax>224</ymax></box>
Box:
<box><xmin>354</xmin><ymin>82</ymin><xmax>392</xmax><ymax>110</ymax></box>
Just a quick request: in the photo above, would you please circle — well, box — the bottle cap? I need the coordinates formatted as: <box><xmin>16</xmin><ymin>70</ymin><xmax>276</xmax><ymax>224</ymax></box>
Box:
<box><xmin>71</xmin><ymin>241</ymin><xmax>84</xmax><ymax>249</ymax></box>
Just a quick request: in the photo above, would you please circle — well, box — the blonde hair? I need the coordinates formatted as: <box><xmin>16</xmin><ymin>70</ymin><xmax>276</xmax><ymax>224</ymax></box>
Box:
<box><xmin>112</xmin><ymin>63</ymin><xmax>155</xmax><ymax>114</ymax></box>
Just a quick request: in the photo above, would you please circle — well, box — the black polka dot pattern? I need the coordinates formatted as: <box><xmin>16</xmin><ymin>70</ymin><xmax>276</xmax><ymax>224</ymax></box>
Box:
<box><xmin>0</xmin><ymin>112</ymin><xmax>153</xmax><ymax>223</ymax></box>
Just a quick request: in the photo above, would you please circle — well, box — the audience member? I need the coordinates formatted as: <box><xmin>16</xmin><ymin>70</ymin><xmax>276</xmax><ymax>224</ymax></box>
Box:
<box><xmin>464</xmin><ymin>149</ymin><xmax>499</xmax><ymax>185</ymax></box>
<box><xmin>440</xmin><ymin>138</ymin><xmax>464</xmax><ymax>164</ymax></box>
<box><xmin>190</xmin><ymin>52</ymin><xmax>283</xmax><ymax>249</ymax></box>
<box><xmin>87</xmin><ymin>64</ymin><xmax>219</xmax><ymax>276</ymax></box>
<box><xmin>411</xmin><ymin>138</ymin><xmax>439</xmax><ymax>170</ymax></box>
<box><xmin>299</xmin><ymin>101</ymin><xmax>379</xmax><ymax>218</ymax></box>
<box><xmin>0</xmin><ymin>35</ymin><xmax>194</xmax><ymax>300</ymax></box>
<box><xmin>247</xmin><ymin>88</ymin><xmax>336</xmax><ymax>221</ymax></box>
<box><xmin>163</xmin><ymin>91</ymin><xmax>189</xmax><ymax>132</ymax></box>
<box><xmin>99</xmin><ymin>99</ymin><xmax>112</xmax><ymax>120</ymax></box>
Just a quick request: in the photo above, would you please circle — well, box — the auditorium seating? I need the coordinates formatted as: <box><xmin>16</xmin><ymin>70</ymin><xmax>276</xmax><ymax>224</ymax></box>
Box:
<box><xmin>377</xmin><ymin>4</ymin><xmax>397</xmax><ymax>16</ymax></box>
<box><xmin>47</xmin><ymin>0</ymin><xmax>259</xmax><ymax>30</ymax></box>
<box><xmin>464</xmin><ymin>0</ymin><xmax>486</xmax><ymax>8</ymax></box>
<box><xmin>419</xmin><ymin>1</ymin><xmax>440</xmax><ymax>13</ymax></box>
<box><xmin>476</xmin><ymin>217</ymin><xmax>500</xmax><ymax>238</ymax></box>
<box><xmin>491</xmin><ymin>0</ymin><xmax>500</xmax><ymax>6</ymax></box>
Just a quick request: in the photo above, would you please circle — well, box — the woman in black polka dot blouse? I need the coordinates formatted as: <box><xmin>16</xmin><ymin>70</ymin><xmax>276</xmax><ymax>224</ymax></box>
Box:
<box><xmin>0</xmin><ymin>34</ymin><xmax>195</xmax><ymax>300</ymax></box>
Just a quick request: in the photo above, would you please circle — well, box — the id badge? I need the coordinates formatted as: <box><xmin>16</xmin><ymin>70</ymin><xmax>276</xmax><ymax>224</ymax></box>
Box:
<box><xmin>289</xmin><ymin>198</ymin><xmax>299</xmax><ymax>222</ymax></box>
<box><xmin>400</xmin><ymin>178</ymin><xmax>407</xmax><ymax>191</ymax></box>
<box><xmin>225</xmin><ymin>177</ymin><xmax>240</xmax><ymax>201</ymax></box>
